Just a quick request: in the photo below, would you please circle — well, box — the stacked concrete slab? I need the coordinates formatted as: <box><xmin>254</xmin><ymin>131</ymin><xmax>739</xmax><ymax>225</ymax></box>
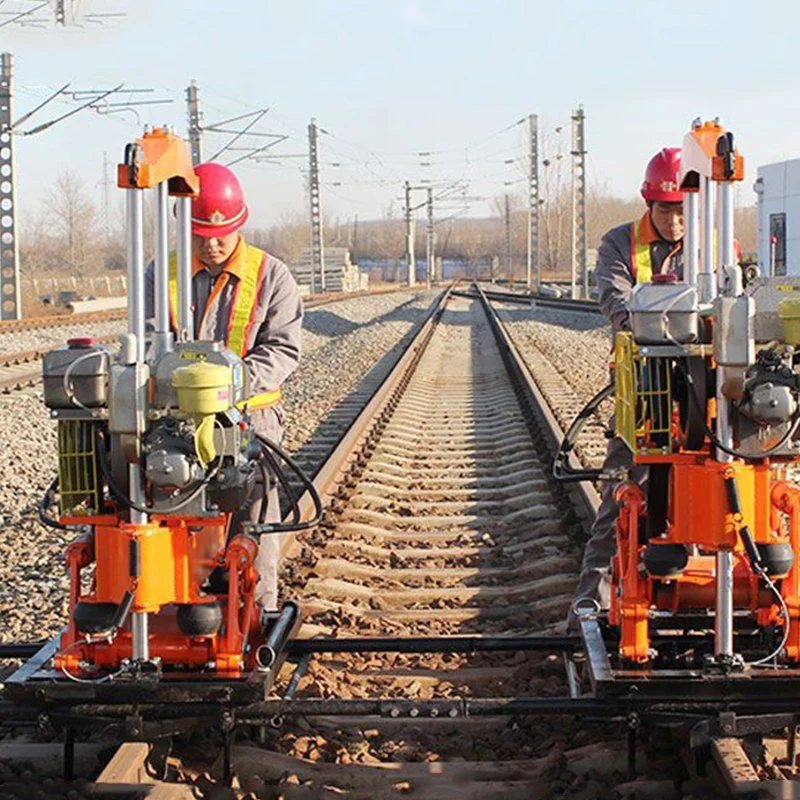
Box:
<box><xmin>289</xmin><ymin>248</ymin><xmax>368</xmax><ymax>295</ymax></box>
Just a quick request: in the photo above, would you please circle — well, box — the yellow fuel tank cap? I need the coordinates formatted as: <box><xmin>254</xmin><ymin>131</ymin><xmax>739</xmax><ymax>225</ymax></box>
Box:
<box><xmin>172</xmin><ymin>361</ymin><xmax>232</xmax><ymax>415</ymax></box>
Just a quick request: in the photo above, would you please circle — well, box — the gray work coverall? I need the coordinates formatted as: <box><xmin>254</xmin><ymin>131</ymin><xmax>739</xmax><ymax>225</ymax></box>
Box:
<box><xmin>145</xmin><ymin>238</ymin><xmax>303</xmax><ymax>609</ymax></box>
<box><xmin>567</xmin><ymin>213</ymin><xmax>683</xmax><ymax>629</ymax></box>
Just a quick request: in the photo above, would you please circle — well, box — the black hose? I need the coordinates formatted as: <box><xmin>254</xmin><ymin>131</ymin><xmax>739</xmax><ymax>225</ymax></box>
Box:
<box><xmin>38</xmin><ymin>476</ymin><xmax>67</xmax><ymax>530</ymax></box>
<box><xmin>553</xmin><ymin>382</ymin><xmax>615</xmax><ymax>483</ymax></box>
<box><xmin>257</xmin><ymin>459</ymin><xmax>271</xmax><ymax>525</ymax></box>
<box><xmin>259</xmin><ymin>441</ymin><xmax>301</xmax><ymax>524</ymax></box>
<box><xmin>251</xmin><ymin>434</ymin><xmax>324</xmax><ymax>533</ymax></box>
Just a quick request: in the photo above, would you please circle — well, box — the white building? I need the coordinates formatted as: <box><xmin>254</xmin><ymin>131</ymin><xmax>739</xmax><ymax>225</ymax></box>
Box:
<box><xmin>755</xmin><ymin>159</ymin><xmax>800</xmax><ymax>276</ymax></box>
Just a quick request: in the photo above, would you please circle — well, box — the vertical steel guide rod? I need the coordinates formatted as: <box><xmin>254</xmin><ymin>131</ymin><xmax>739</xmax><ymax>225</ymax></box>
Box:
<box><xmin>684</xmin><ymin>191</ymin><xmax>699</xmax><ymax>291</ymax></box>
<box><xmin>719</xmin><ymin>181</ymin><xmax>740</xmax><ymax>295</ymax></box>
<box><xmin>700</xmin><ymin>176</ymin><xmax>716</xmax><ymax>304</ymax></box>
<box><xmin>153</xmin><ymin>182</ymin><xmax>173</xmax><ymax>358</ymax></box>
<box><xmin>714</xmin><ymin>178</ymin><xmax>739</xmax><ymax>661</ymax></box>
<box><xmin>715</xmin><ymin>551</ymin><xmax>735</xmax><ymax>659</ymax></box>
<box><xmin>125</xmin><ymin>184</ymin><xmax>150</xmax><ymax>661</ymax></box>
<box><xmin>126</xmin><ymin>188</ymin><xmax>146</xmax><ymax>363</ymax></box>
<box><xmin>175</xmin><ymin>196</ymin><xmax>194</xmax><ymax>341</ymax></box>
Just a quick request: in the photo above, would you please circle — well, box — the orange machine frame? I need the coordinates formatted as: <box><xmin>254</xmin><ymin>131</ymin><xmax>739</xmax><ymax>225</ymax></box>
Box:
<box><xmin>56</xmin><ymin>512</ymin><xmax>260</xmax><ymax>677</ymax></box>
<box><xmin>610</xmin><ymin>437</ymin><xmax>797</xmax><ymax>663</ymax></box>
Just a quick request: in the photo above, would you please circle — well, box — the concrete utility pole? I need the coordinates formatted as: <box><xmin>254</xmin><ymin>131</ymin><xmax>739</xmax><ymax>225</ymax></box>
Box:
<box><xmin>405</xmin><ymin>181</ymin><xmax>415</xmax><ymax>287</ymax></box>
<box><xmin>527</xmin><ymin>113</ymin><xmax>540</xmax><ymax>291</ymax></box>
<box><xmin>571</xmin><ymin>105</ymin><xmax>588</xmax><ymax>300</ymax></box>
<box><xmin>186</xmin><ymin>81</ymin><xmax>202</xmax><ymax>167</ymax></box>
<box><xmin>426</xmin><ymin>188</ymin><xmax>434</xmax><ymax>287</ymax></box>
<box><xmin>308</xmin><ymin>119</ymin><xmax>325</xmax><ymax>293</ymax></box>
<box><xmin>101</xmin><ymin>152</ymin><xmax>112</xmax><ymax>244</ymax></box>
<box><xmin>504</xmin><ymin>193</ymin><xmax>512</xmax><ymax>282</ymax></box>
<box><xmin>0</xmin><ymin>53</ymin><xmax>20</xmax><ymax>320</ymax></box>
<box><xmin>54</xmin><ymin>0</ymin><xmax>68</xmax><ymax>25</ymax></box>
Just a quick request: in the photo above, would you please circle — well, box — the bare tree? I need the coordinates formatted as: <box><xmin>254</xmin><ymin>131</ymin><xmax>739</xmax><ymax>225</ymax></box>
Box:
<box><xmin>44</xmin><ymin>170</ymin><xmax>99</xmax><ymax>277</ymax></box>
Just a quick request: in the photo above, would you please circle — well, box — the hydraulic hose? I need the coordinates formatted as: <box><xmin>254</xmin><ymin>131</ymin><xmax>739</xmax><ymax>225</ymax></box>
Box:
<box><xmin>38</xmin><ymin>476</ymin><xmax>67</xmax><ymax>530</ymax></box>
<box><xmin>251</xmin><ymin>434</ymin><xmax>324</xmax><ymax>534</ymax></box>
<box><xmin>259</xmin><ymin>440</ymin><xmax>301</xmax><ymax>525</ymax></box>
<box><xmin>553</xmin><ymin>382</ymin><xmax>614</xmax><ymax>483</ymax></box>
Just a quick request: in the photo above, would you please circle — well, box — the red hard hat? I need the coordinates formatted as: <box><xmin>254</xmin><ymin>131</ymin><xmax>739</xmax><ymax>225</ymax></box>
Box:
<box><xmin>191</xmin><ymin>162</ymin><xmax>249</xmax><ymax>237</ymax></box>
<box><xmin>640</xmin><ymin>147</ymin><xmax>683</xmax><ymax>203</ymax></box>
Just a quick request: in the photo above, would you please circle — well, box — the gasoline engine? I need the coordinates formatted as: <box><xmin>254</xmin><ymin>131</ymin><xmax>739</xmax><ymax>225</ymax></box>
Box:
<box><xmin>36</xmin><ymin>128</ymin><xmax>319</xmax><ymax>682</ymax></box>
<box><xmin>604</xmin><ymin>119</ymin><xmax>800</xmax><ymax>668</ymax></box>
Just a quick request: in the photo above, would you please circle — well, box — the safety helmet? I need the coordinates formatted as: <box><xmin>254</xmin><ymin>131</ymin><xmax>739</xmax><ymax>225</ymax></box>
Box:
<box><xmin>640</xmin><ymin>147</ymin><xmax>683</xmax><ymax>203</ymax></box>
<box><xmin>191</xmin><ymin>162</ymin><xmax>249</xmax><ymax>238</ymax></box>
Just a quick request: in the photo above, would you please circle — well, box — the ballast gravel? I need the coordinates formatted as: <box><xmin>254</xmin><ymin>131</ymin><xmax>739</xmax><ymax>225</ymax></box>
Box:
<box><xmin>0</xmin><ymin>289</ymin><xmax>437</xmax><ymax>646</ymax></box>
<box><xmin>0</xmin><ymin>320</ymin><xmax>128</xmax><ymax>358</ymax></box>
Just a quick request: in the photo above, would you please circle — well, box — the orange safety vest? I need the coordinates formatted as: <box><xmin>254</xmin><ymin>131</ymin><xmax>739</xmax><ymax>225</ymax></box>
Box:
<box><xmin>167</xmin><ymin>245</ymin><xmax>282</xmax><ymax>411</ymax></box>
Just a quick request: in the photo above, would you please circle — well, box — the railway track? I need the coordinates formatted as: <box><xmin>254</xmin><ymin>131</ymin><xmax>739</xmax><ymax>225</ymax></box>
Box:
<box><xmin>0</xmin><ymin>285</ymin><xmax>773</xmax><ymax>797</ymax></box>
<box><xmin>243</xmin><ymin>286</ymin><xmax>599</xmax><ymax>797</ymax></box>
<box><xmin>462</xmin><ymin>285</ymin><xmax>602</xmax><ymax>315</ymax></box>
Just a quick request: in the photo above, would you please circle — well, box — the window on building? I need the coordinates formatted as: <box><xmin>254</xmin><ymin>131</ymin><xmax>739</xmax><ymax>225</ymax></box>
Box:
<box><xmin>770</xmin><ymin>213</ymin><xmax>787</xmax><ymax>276</ymax></box>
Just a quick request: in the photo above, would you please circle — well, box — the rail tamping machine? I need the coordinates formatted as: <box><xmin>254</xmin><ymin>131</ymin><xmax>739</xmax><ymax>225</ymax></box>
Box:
<box><xmin>553</xmin><ymin>120</ymin><xmax>800</xmax><ymax>690</ymax></box>
<box><xmin>25</xmin><ymin>128</ymin><xmax>318</xmax><ymax>685</ymax></box>
<box><xmin>599</xmin><ymin>119</ymin><xmax>800</xmax><ymax>672</ymax></box>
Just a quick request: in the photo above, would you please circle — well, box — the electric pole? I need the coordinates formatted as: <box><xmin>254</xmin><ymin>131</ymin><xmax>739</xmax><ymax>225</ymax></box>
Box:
<box><xmin>571</xmin><ymin>105</ymin><xmax>587</xmax><ymax>300</ymax></box>
<box><xmin>0</xmin><ymin>53</ymin><xmax>20</xmax><ymax>320</ymax></box>
<box><xmin>308</xmin><ymin>119</ymin><xmax>325</xmax><ymax>293</ymax></box>
<box><xmin>527</xmin><ymin>113</ymin><xmax>540</xmax><ymax>291</ymax></box>
<box><xmin>186</xmin><ymin>81</ymin><xmax>202</xmax><ymax>167</ymax></box>
<box><xmin>0</xmin><ymin>53</ymin><xmax>170</xmax><ymax>319</ymax></box>
<box><xmin>101</xmin><ymin>152</ymin><xmax>112</xmax><ymax>244</ymax></box>
<box><xmin>426</xmin><ymin>188</ymin><xmax>434</xmax><ymax>287</ymax></box>
<box><xmin>504</xmin><ymin>193</ymin><xmax>512</xmax><ymax>282</ymax></box>
<box><xmin>405</xmin><ymin>181</ymin><xmax>415</xmax><ymax>287</ymax></box>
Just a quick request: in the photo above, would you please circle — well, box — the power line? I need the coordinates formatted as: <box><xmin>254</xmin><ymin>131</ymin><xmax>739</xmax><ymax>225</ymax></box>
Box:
<box><xmin>0</xmin><ymin>51</ymin><xmax>171</xmax><ymax>320</ymax></box>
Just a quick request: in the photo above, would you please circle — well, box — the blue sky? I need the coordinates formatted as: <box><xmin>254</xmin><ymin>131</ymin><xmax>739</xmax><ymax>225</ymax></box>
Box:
<box><xmin>3</xmin><ymin>0</ymin><xmax>799</xmax><ymax>230</ymax></box>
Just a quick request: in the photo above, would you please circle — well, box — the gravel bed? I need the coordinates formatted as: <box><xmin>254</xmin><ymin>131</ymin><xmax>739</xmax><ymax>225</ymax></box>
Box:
<box><xmin>283</xmin><ymin>291</ymin><xmax>436</xmax><ymax>453</ymax></box>
<box><xmin>0</xmin><ymin>289</ymin><xmax>437</xmax><ymax>646</ymax></box>
<box><xmin>0</xmin><ymin>320</ymin><xmax>128</xmax><ymax>358</ymax></box>
<box><xmin>499</xmin><ymin>305</ymin><xmax>611</xmax><ymax>405</ymax></box>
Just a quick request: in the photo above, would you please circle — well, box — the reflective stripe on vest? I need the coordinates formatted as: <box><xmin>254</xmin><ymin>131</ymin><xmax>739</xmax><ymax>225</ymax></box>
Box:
<box><xmin>607</xmin><ymin>220</ymin><xmax>655</xmax><ymax>368</ymax></box>
<box><xmin>226</xmin><ymin>245</ymin><xmax>269</xmax><ymax>358</ymax></box>
<box><xmin>168</xmin><ymin>255</ymin><xmax>180</xmax><ymax>333</ymax></box>
<box><xmin>237</xmin><ymin>387</ymin><xmax>283</xmax><ymax>411</ymax></box>
<box><xmin>168</xmin><ymin>244</ymin><xmax>268</xmax><ymax>357</ymax></box>
<box><xmin>629</xmin><ymin>219</ymin><xmax>653</xmax><ymax>284</ymax></box>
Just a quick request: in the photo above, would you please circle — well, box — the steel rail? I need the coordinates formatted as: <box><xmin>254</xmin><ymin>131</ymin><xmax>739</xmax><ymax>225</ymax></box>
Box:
<box><xmin>475</xmin><ymin>282</ymin><xmax>600</xmax><ymax>527</ymax></box>
<box><xmin>453</xmin><ymin>286</ymin><xmax>602</xmax><ymax>314</ymax></box>
<box><xmin>533</xmin><ymin>295</ymin><xmax>602</xmax><ymax>314</ymax></box>
<box><xmin>280</xmin><ymin>285</ymin><xmax>454</xmax><ymax>561</ymax></box>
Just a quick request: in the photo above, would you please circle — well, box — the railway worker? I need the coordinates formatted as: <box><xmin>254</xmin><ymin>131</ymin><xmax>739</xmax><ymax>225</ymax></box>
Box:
<box><xmin>567</xmin><ymin>147</ymin><xmax>684</xmax><ymax>632</ymax></box>
<box><xmin>144</xmin><ymin>161</ymin><xmax>303</xmax><ymax>611</ymax></box>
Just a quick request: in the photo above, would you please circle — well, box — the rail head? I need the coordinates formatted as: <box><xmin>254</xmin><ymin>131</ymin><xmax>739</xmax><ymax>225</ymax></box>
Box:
<box><xmin>281</xmin><ymin>285</ymin><xmax>455</xmax><ymax>558</ymax></box>
<box><xmin>473</xmin><ymin>282</ymin><xmax>600</xmax><ymax>531</ymax></box>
